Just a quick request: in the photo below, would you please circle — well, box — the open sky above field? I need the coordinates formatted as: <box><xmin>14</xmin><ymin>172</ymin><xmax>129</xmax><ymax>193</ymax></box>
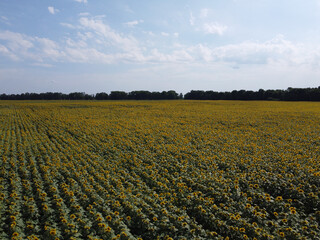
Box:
<box><xmin>1</xmin><ymin>0</ymin><xmax>320</xmax><ymax>94</ymax></box>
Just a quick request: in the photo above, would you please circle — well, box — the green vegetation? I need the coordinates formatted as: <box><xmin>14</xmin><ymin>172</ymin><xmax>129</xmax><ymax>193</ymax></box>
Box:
<box><xmin>0</xmin><ymin>100</ymin><xmax>320</xmax><ymax>239</ymax></box>
<box><xmin>1</xmin><ymin>87</ymin><xmax>320</xmax><ymax>101</ymax></box>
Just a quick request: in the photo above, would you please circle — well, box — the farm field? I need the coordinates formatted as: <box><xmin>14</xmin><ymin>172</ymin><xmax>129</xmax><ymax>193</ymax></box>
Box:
<box><xmin>0</xmin><ymin>100</ymin><xmax>320</xmax><ymax>240</ymax></box>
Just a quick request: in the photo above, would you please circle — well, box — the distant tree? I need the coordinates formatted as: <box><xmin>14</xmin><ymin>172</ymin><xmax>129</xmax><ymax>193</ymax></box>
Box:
<box><xmin>308</xmin><ymin>87</ymin><xmax>320</xmax><ymax>101</ymax></box>
<box><xmin>184</xmin><ymin>90</ymin><xmax>205</xmax><ymax>100</ymax></box>
<box><xmin>162</xmin><ymin>90</ymin><xmax>179</xmax><ymax>99</ymax></box>
<box><xmin>109</xmin><ymin>91</ymin><xmax>128</xmax><ymax>100</ymax></box>
<box><xmin>151</xmin><ymin>91</ymin><xmax>162</xmax><ymax>100</ymax></box>
<box><xmin>85</xmin><ymin>94</ymin><xmax>94</xmax><ymax>100</ymax></box>
<box><xmin>95</xmin><ymin>92</ymin><xmax>109</xmax><ymax>100</ymax></box>
<box><xmin>257</xmin><ymin>89</ymin><xmax>265</xmax><ymax>100</ymax></box>
<box><xmin>284</xmin><ymin>87</ymin><xmax>309</xmax><ymax>101</ymax></box>
<box><xmin>128</xmin><ymin>91</ymin><xmax>152</xmax><ymax>100</ymax></box>
<box><xmin>2</xmin><ymin>87</ymin><xmax>320</xmax><ymax>101</ymax></box>
<box><xmin>68</xmin><ymin>92</ymin><xmax>86</xmax><ymax>100</ymax></box>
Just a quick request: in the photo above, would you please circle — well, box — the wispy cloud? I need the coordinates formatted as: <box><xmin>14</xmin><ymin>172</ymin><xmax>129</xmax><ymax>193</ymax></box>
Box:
<box><xmin>64</xmin><ymin>47</ymin><xmax>114</xmax><ymax>64</ymax></box>
<box><xmin>124</xmin><ymin>20</ymin><xmax>143</xmax><ymax>27</ymax></box>
<box><xmin>1</xmin><ymin>16</ymin><xmax>10</xmax><ymax>25</ymax></box>
<box><xmin>79</xmin><ymin>12</ymin><xmax>90</xmax><ymax>16</ymax></box>
<box><xmin>204</xmin><ymin>35</ymin><xmax>309</xmax><ymax>66</ymax></box>
<box><xmin>124</xmin><ymin>5</ymin><xmax>134</xmax><ymax>13</ymax></box>
<box><xmin>60</xmin><ymin>23</ymin><xmax>76</xmax><ymax>29</ymax></box>
<box><xmin>65</xmin><ymin>37</ymin><xmax>87</xmax><ymax>48</ymax></box>
<box><xmin>189</xmin><ymin>12</ymin><xmax>195</xmax><ymax>26</ymax></box>
<box><xmin>147</xmin><ymin>48</ymin><xmax>193</xmax><ymax>63</ymax></box>
<box><xmin>79</xmin><ymin>17</ymin><xmax>141</xmax><ymax>54</ymax></box>
<box><xmin>0</xmin><ymin>15</ymin><xmax>319</xmax><ymax>71</ymax></box>
<box><xmin>74</xmin><ymin>0</ymin><xmax>88</xmax><ymax>3</ymax></box>
<box><xmin>203</xmin><ymin>22</ymin><xmax>227</xmax><ymax>35</ymax></box>
<box><xmin>0</xmin><ymin>30</ymin><xmax>34</xmax><ymax>51</ymax></box>
<box><xmin>31</xmin><ymin>63</ymin><xmax>54</xmax><ymax>68</ymax></box>
<box><xmin>1</xmin><ymin>16</ymin><xmax>8</xmax><ymax>21</ymax></box>
<box><xmin>48</xmin><ymin>6</ymin><xmax>59</xmax><ymax>15</ymax></box>
<box><xmin>200</xmin><ymin>8</ymin><xmax>209</xmax><ymax>18</ymax></box>
<box><xmin>194</xmin><ymin>44</ymin><xmax>213</xmax><ymax>62</ymax></box>
<box><xmin>35</xmin><ymin>37</ymin><xmax>63</xmax><ymax>61</ymax></box>
<box><xmin>0</xmin><ymin>31</ymin><xmax>37</xmax><ymax>61</ymax></box>
<box><xmin>144</xmin><ymin>31</ymin><xmax>155</xmax><ymax>36</ymax></box>
<box><xmin>0</xmin><ymin>30</ymin><xmax>65</xmax><ymax>63</ymax></box>
<box><xmin>0</xmin><ymin>44</ymin><xmax>19</xmax><ymax>61</ymax></box>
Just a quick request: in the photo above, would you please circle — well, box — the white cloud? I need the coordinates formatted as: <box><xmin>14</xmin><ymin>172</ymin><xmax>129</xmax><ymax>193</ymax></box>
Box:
<box><xmin>60</xmin><ymin>23</ymin><xmax>76</xmax><ymax>29</ymax></box>
<box><xmin>146</xmin><ymin>48</ymin><xmax>193</xmax><ymax>63</ymax></box>
<box><xmin>77</xmin><ymin>32</ymin><xmax>94</xmax><ymax>41</ymax></box>
<box><xmin>200</xmin><ymin>8</ymin><xmax>209</xmax><ymax>18</ymax></box>
<box><xmin>0</xmin><ymin>30</ymin><xmax>66</xmax><ymax>62</ymax></box>
<box><xmin>161</xmin><ymin>32</ymin><xmax>170</xmax><ymax>37</ymax></box>
<box><xmin>79</xmin><ymin>17</ymin><xmax>141</xmax><ymax>54</ymax></box>
<box><xmin>170</xmin><ymin>50</ymin><xmax>193</xmax><ymax>62</ymax></box>
<box><xmin>0</xmin><ymin>27</ymin><xmax>141</xmax><ymax>64</ymax></box>
<box><xmin>79</xmin><ymin>12</ymin><xmax>90</xmax><ymax>16</ymax></box>
<box><xmin>35</xmin><ymin>37</ymin><xmax>64</xmax><ymax>60</ymax></box>
<box><xmin>0</xmin><ymin>17</ymin><xmax>146</xmax><ymax>64</ymax></box>
<box><xmin>148</xmin><ymin>49</ymin><xmax>169</xmax><ymax>62</ymax></box>
<box><xmin>0</xmin><ymin>31</ymin><xmax>42</xmax><ymax>62</ymax></box>
<box><xmin>0</xmin><ymin>44</ymin><xmax>19</xmax><ymax>60</ymax></box>
<box><xmin>66</xmin><ymin>38</ymin><xmax>87</xmax><ymax>48</ymax></box>
<box><xmin>207</xmin><ymin>35</ymin><xmax>309</xmax><ymax>66</ymax></box>
<box><xmin>0</xmin><ymin>30</ymin><xmax>34</xmax><ymax>51</ymax></box>
<box><xmin>189</xmin><ymin>12</ymin><xmax>195</xmax><ymax>26</ymax></box>
<box><xmin>92</xmin><ymin>15</ymin><xmax>106</xmax><ymax>19</ymax></box>
<box><xmin>1</xmin><ymin>19</ymin><xmax>320</xmax><ymax>72</ymax></box>
<box><xmin>125</xmin><ymin>20</ymin><xmax>138</xmax><ymax>27</ymax></box>
<box><xmin>74</xmin><ymin>0</ymin><xmax>88</xmax><ymax>3</ymax></box>
<box><xmin>48</xmin><ymin>6</ymin><xmax>59</xmax><ymax>15</ymax></box>
<box><xmin>125</xmin><ymin>20</ymin><xmax>143</xmax><ymax>27</ymax></box>
<box><xmin>203</xmin><ymin>22</ymin><xmax>227</xmax><ymax>35</ymax></box>
<box><xmin>31</xmin><ymin>63</ymin><xmax>54</xmax><ymax>68</ymax></box>
<box><xmin>0</xmin><ymin>44</ymin><xmax>9</xmax><ymax>54</ymax></box>
<box><xmin>65</xmin><ymin>47</ymin><xmax>113</xmax><ymax>63</ymax></box>
<box><xmin>48</xmin><ymin>7</ymin><xmax>54</xmax><ymax>14</ymax></box>
<box><xmin>1</xmin><ymin>16</ymin><xmax>10</xmax><ymax>25</ymax></box>
<box><xmin>195</xmin><ymin>44</ymin><xmax>213</xmax><ymax>62</ymax></box>
<box><xmin>144</xmin><ymin>31</ymin><xmax>155</xmax><ymax>36</ymax></box>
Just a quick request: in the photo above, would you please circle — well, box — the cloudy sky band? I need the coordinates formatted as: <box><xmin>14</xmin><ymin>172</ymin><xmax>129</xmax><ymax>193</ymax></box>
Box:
<box><xmin>0</xmin><ymin>0</ymin><xmax>320</xmax><ymax>93</ymax></box>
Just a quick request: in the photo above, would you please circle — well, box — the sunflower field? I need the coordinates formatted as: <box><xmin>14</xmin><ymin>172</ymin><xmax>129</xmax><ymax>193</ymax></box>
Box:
<box><xmin>0</xmin><ymin>100</ymin><xmax>319</xmax><ymax>240</ymax></box>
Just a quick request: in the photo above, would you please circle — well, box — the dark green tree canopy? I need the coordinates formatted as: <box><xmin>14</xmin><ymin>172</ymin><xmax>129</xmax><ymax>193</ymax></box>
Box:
<box><xmin>1</xmin><ymin>87</ymin><xmax>320</xmax><ymax>101</ymax></box>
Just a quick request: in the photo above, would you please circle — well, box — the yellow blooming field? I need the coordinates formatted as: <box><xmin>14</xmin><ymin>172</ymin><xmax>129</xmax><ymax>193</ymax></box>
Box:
<box><xmin>0</xmin><ymin>100</ymin><xmax>320</xmax><ymax>240</ymax></box>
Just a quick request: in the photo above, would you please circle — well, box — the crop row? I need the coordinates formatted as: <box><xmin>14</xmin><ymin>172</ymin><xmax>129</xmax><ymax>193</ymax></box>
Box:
<box><xmin>0</xmin><ymin>101</ymin><xmax>319</xmax><ymax>239</ymax></box>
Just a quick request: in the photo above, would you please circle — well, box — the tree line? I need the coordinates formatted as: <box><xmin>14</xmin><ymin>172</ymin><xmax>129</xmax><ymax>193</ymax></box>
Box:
<box><xmin>0</xmin><ymin>90</ymin><xmax>181</xmax><ymax>100</ymax></box>
<box><xmin>1</xmin><ymin>87</ymin><xmax>320</xmax><ymax>101</ymax></box>
<box><xmin>184</xmin><ymin>87</ymin><xmax>320</xmax><ymax>101</ymax></box>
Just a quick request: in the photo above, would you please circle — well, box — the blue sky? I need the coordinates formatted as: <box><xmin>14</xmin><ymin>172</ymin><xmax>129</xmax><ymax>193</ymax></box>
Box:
<box><xmin>1</xmin><ymin>0</ymin><xmax>320</xmax><ymax>94</ymax></box>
